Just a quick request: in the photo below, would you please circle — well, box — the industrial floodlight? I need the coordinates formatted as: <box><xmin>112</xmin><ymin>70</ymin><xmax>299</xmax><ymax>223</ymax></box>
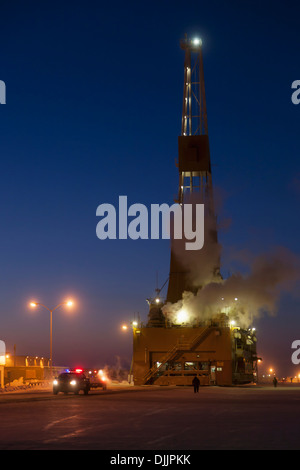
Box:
<box><xmin>192</xmin><ymin>38</ymin><xmax>202</xmax><ymax>46</ymax></box>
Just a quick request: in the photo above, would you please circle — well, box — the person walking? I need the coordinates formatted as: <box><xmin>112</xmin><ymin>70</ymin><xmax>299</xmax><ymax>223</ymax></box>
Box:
<box><xmin>192</xmin><ymin>376</ymin><xmax>200</xmax><ymax>393</ymax></box>
<box><xmin>273</xmin><ymin>376</ymin><xmax>278</xmax><ymax>388</ymax></box>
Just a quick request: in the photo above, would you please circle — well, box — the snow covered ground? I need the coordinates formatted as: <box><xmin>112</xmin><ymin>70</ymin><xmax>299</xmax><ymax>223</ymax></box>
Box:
<box><xmin>0</xmin><ymin>378</ymin><xmax>136</xmax><ymax>393</ymax></box>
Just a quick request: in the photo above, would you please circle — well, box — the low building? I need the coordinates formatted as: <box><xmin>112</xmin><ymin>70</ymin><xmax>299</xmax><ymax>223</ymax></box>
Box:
<box><xmin>3</xmin><ymin>353</ymin><xmax>66</xmax><ymax>385</ymax></box>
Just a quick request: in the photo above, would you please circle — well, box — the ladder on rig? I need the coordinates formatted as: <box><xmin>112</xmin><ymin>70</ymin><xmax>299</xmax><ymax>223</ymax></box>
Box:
<box><xmin>143</xmin><ymin>325</ymin><xmax>215</xmax><ymax>385</ymax></box>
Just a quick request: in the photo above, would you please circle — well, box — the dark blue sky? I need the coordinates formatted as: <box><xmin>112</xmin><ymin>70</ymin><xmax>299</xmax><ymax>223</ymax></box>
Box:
<box><xmin>0</xmin><ymin>0</ymin><xmax>299</xmax><ymax>376</ymax></box>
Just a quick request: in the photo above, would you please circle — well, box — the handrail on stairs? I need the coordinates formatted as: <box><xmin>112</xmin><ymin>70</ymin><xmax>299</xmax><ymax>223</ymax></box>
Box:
<box><xmin>143</xmin><ymin>325</ymin><xmax>215</xmax><ymax>384</ymax></box>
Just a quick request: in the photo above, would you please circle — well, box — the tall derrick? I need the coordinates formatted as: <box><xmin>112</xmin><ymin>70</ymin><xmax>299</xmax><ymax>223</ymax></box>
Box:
<box><xmin>166</xmin><ymin>36</ymin><xmax>221</xmax><ymax>305</ymax></box>
<box><xmin>136</xmin><ymin>38</ymin><xmax>258</xmax><ymax>387</ymax></box>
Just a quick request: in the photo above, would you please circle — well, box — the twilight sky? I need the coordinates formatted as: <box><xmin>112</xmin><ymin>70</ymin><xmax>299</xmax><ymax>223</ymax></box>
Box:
<box><xmin>0</xmin><ymin>0</ymin><xmax>299</xmax><ymax>376</ymax></box>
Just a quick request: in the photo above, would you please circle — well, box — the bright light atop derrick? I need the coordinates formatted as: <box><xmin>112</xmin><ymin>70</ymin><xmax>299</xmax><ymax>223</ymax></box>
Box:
<box><xmin>192</xmin><ymin>37</ymin><xmax>202</xmax><ymax>46</ymax></box>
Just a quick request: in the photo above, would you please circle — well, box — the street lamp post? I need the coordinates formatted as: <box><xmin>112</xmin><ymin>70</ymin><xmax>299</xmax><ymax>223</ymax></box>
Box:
<box><xmin>121</xmin><ymin>318</ymin><xmax>140</xmax><ymax>384</ymax></box>
<box><xmin>30</xmin><ymin>300</ymin><xmax>73</xmax><ymax>377</ymax></box>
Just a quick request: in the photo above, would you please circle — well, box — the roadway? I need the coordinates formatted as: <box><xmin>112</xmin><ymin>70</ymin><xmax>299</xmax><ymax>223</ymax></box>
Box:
<box><xmin>0</xmin><ymin>383</ymin><xmax>300</xmax><ymax>450</ymax></box>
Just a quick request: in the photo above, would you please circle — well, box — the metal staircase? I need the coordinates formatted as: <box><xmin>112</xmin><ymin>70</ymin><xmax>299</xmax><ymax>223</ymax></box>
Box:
<box><xmin>143</xmin><ymin>325</ymin><xmax>215</xmax><ymax>385</ymax></box>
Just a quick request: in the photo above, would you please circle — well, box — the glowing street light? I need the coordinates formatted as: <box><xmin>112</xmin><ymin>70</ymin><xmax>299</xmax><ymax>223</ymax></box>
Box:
<box><xmin>121</xmin><ymin>320</ymin><xmax>139</xmax><ymax>331</ymax></box>
<box><xmin>29</xmin><ymin>300</ymin><xmax>74</xmax><ymax>376</ymax></box>
<box><xmin>269</xmin><ymin>368</ymin><xmax>275</xmax><ymax>377</ymax></box>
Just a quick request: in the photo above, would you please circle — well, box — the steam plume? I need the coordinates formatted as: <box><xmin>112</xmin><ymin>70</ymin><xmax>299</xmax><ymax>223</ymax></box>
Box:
<box><xmin>163</xmin><ymin>247</ymin><xmax>300</xmax><ymax>328</ymax></box>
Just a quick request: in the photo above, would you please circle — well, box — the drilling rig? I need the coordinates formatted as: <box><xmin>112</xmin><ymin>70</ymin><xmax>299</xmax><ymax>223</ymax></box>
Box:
<box><xmin>132</xmin><ymin>37</ymin><xmax>259</xmax><ymax>386</ymax></box>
